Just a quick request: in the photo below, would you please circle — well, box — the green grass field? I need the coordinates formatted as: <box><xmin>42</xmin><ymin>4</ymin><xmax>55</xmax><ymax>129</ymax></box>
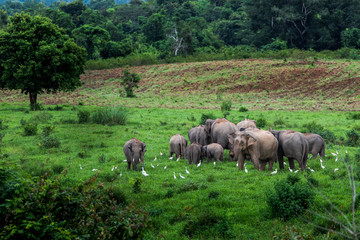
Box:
<box><xmin>1</xmin><ymin>100</ymin><xmax>359</xmax><ymax>239</ymax></box>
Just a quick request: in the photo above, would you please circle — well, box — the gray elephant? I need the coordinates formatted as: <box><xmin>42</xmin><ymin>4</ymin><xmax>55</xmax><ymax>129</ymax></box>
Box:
<box><xmin>188</xmin><ymin>125</ymin><xmax>209</xmax><ymax>146</ymax></box>
<box><xmin>270</xmin><ymin>130</ymin><xmax>309</xmax><ymax>170</ymax></box>
<box><xmin>123</xmin><ymin>137</ymin><xmax>146</xmax><ymax>170</ymax></box>
<box><xmin>169</xmin><ymin>134</ymin><xmax>188</xmax><ymax>159</ymax></box>
<box><xmin>185</xmin><ymin>143</ymin><xmax>202</xmax><ymax>165</ymax></box>
<box><xmin>237</xmin><ymin>119</ymin><xmax>257</xmax><ymax>131</ymax></box>
<box><xmin>210</xmin><ymin>118</ymin><xmax>238</xmax><ymax>149</ymax></box>
<box><xmin>303</xmin><ymin>133</ymin><xmax>325</xmax><ymax>158</ymax></box>
<box><xmin>202</xmin><ymin>143</ymin><xmax>224</xmax><ymax>162</ymax></box>
<box><xmin>228</xmin><ymin>129</ymin><xmax>278</xmax><ymax>171</ymax></box>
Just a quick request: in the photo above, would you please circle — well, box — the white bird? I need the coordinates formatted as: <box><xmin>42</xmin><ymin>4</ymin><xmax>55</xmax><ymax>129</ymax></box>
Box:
<box><xmin>92</xmin><ymin>169</ymin><xmax>98</xmax><ymax>171</ymax></box>
<box><xmin>320</xmin><ymin>162</ymin><xmax>325</xmax><ymax>169</ymax></box>
<box><xmin>111</xmin><ymin>165</ymin><xmax>114</xmax><ymax>171</ymax></box>
<box><xmin>157</xmin><ymin>163</ymin><xmax>160</xmax><ymax>167</ymax></box>
<box><xmin>213</xmin><ymin>162</ymin><xmax>216</xmax><ymax>166</ymax></box>
<box><xmin>185</xmin><ymin>167</ymin><xmax>190</xmax><ymax>174</ymax></box>
<box><xmin>284</xmin><ymin>162</ymin><xmax>287</xmax><ymax>165</ymax></box>
<box><xmin>335</xmin><ymin>156</ymin><xmax>338</xmax><ymax>162</ymax></box>
<box><xmin>169</xmin><ymin>156</ymin><xmax>174</xmax><ymax>160</ymax></box>
<box><xmin>120</xmin><ymin>172</ymin><xmax>122</xmax><ymax>177</ymax></box>
<box><xmin>271</xmin><ymin>169</ymin><xmax>278</xmax><ymax>175</ymax></box>
<box><xmin>294</xmin><ymin>170</ymin><xmax>299</xmax><ymax>173</ymax></box>
<box><xmin>176</xmin><ymin>156</ymin><xmax>180</xmax><ymax>161</ymax></box>
<box><xmin>123</xmin><ymin>159</ymin><xmax>127</xmax><ymax>162</ymax></box>
<box><xmin>245</xmin><ymin>166</ymin><xmax>248</xmax><ymax>174</ymax></box>
<box><xmin>79</xmin><ymin>164</ymin><xmax>83</xmax><ymax>170</ymax></box>
<box><xmin>308</xmin><ymin>167</ymin><xmax>315</xmax><ymax>172</ymax></box>
<box><xmin>142</xmin><ymin>167</ymin><xmax>149</xmax><ymax>176</ymax></box>
<box><xmin>115</xmin><ymin>166</ymin><xmax>118</xmax><ymax>170</ymax></box>
<box><xmin>319</xmin><ymin>158</ymin><xmax>323</xmax><ymax>163</ymax></box>
<box><xmin>132</xmin><ymin>158</ymin><xmax>135</xmax><ymax>162</ymax></box>
<box><xmin>151</xmin><ymin>163</ymin><xmax>155</xmax><ymax>168</ymax></box>
<box><xmin>164</xmin><ymin>165</ymin><xmax>167</xmax><ymax>170</ymax></box>
<box><xmin>153</xmin><ymin>156</ymin><xmax>157</xmax><ymax>161</ymax></box>
<box><xmin>346</xmin><ymin>150</ymin><xmax>348</xmax><ymax>154</ymax></box>
<box><xmin>236</xmin><ymin>162</ymin><xmax>238</xmax><ymax>167</ymax></box>
<box><xmin>289</xmin><ymin>167</ymin><xmax>293</xmax><ymax>173</ymax></box>
<box><xmin>173</xmin><ymin>172</ymin><xmax>177</xmax><ymax>179</ymax></box>
<box><xmin>160</xmin><ymin>152</ymin><xmax>163</xmax><ymax>156</ymax></box>
<box><xmin>331</xmin><ymin>152</ymin><xmax>337</xmax><ymax>156</ymax></box>
<box><xmin>197</xmin><ymin>161</ymin><xmax>201</xmax><ymax>167</ymax></box>
<box><xmin>179</xmin><ymin>173</ymin><xmax>185</xmax><ymax>179</ymax></box>
<box><xmin>336</xmin><ymin>151</ymin><xmax>339</xmax><ymax>154</ymax></box>
<box><xmin>334</xmin><ymin>168</ymin><xmax>339</xmax><ymax>172</ymax></box>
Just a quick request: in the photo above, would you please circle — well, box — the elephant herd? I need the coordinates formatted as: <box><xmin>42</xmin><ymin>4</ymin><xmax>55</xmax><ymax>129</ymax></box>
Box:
<box><xmin>123</xmin><ymin>118</ymin><xmax>326</xmax><ymax>172</ymax></box>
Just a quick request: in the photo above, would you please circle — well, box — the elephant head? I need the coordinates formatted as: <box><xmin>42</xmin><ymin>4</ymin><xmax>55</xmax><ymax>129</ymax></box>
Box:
<box><xmin>128</xmin><ymin>140</ymin><xmax>146</xmax><ymax>165</ymax></box>
<box><xmin>227</xmin><ymin>132</ymin><xmax>257</xmax><ymax>160</ymax></box>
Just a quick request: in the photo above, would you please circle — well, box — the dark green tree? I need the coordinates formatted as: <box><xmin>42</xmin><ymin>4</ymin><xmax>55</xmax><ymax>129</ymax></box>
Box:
<box><xmin>341</xmin><ymin>28</ymin><xmax>360</xmax><ymax>49</ymax></box>
<box><xmin>72</xmin><ymin>24</ymin><xmax>110</xmax><ymax>59</ymax></box>
<box><xmin>0</xmin><ymin>9</ymin><xmax>8</xmax><ymax>29</ymax></box>
<box><xmin>121</xmin><ymin>68</ymin><xmax>140</xmax><ymax>97</ymax></box>
<box><xmin>0</xmin><ymin>13</ymin><xmax>86</xmax><ymax>109</ymax></box>
<box><xmin>142</xmin><ymin>12</ymin><xmax>165</xmax><ymax>42</ymax></box>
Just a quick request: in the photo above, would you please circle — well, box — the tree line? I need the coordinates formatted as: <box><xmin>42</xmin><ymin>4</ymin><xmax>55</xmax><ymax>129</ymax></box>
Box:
<box><xmin>1</xmin><ymin>0</ymin><xmax>360</xmax><ymax>60</ymax></box>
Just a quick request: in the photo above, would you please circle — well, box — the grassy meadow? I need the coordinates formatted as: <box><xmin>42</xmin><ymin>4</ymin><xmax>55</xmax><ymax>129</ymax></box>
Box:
<box><xmin>1</xmin><ymin>59</ymin><xmax>360</xmax><ymax>239</ymax></box>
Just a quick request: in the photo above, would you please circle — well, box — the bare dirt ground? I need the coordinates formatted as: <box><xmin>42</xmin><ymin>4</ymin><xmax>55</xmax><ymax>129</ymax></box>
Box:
<box><xmin>1</xmin><ymin>59</ymin><xmax>360</xmax><ymax>110</ymax></box>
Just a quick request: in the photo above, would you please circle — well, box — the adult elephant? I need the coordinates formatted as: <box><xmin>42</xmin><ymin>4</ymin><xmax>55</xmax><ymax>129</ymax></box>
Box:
<box><xmin>210</xmin><ymin>118</ymin><xmax>238</xmax><ymax>150</ymax></box>
<box><xmin>228</xmin><ymin>129</ymin><xmax>278</xmax><ymax>171</ymax></box>
<box><xmin>169</xmin><ymin>134</ymin><xmax>187</xmax><ymax>159</ymax></box>
<box><xmin>303</xmin><ymin>133</ymin><xmax>325</xmax><ymax>158</ymax></box>
<box><xmin>237</xmin><ymin>119</ymin><xmax>256</xmax><ymax>131</ymax></box>
<box><xmin>123</xmin><ymin>137</ymin><xmax>146</xmax><ymax>170</ymax></box>
<box><xmin>270</xmin><ymin>130</ymin><xmax>309</xmax><ymax>170</ymax></box>
<box><xmin>188</xmin><ymin>125</ymin><xmax>209</xmax><ymax>146</ymax></box>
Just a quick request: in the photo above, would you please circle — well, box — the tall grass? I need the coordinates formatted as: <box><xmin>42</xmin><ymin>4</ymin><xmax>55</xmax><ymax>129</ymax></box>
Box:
<box><xmin>90</xmin><ymin>106</ymin><xmax>128</xmax><ymax>126</ymax></box>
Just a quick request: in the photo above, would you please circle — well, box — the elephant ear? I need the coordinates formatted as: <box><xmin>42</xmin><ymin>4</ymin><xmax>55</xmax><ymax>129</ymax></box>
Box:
<box><xmin>227</xmin><ymin>134</ymin><xmax>234</xmax><ymax>145</ymax></box>
<box><xmin>247</xmin><ymin>136</ymin><xmax>256</xmax><ymax>146</ymax></box>
<box><xmin>142</xmin><ymin>142</ymin><xmax>146</xmax><ymax>152</ymax></box>
<box><xmin>128</xmin><ymin>142</ymin><xmax>133</xmax><ymax>152</ymax></box>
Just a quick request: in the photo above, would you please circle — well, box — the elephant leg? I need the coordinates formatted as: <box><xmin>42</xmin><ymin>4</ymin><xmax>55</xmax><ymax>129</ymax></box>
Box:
<box><xmin>259</xmin><ymin>161</ymin><xmax>266</xmax><ymax>171</ymax></box>
<box><xmin>289</xmin><ymin>158</ymin><xmax>296</xmax><ymax>169</ymax></box>
<box><xmin>127</xmin><ymin>161</ymin><xmax>131</xmax><ymax>170</ymax></box>
<box><xmin>252</xmin><ymin>158</ymin><xmax>260</xmax><ymax>170</ymax></box>
<box><xmin>278</xmin><ymin>153</ymin><xmax>285</xmax><ymax>169</ymax></box>
<box><xmin>238</xmin><ymin>154</ymin><xmax>245</xmax><ymax>170</ymax></box>
<box><xmin>268</xmin><ymin>157</ymin><xmax>275</xmax><ymax>171</ymax></box>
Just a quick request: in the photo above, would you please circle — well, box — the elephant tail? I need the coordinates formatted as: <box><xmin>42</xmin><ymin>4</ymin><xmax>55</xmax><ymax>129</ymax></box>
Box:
<box><xmin>302</xmin><ymin>141</ymin><xmax>309</xmax><ymax>169</ymax></box>
<box><xmin>195</xmin><ymin>131</ymin><xmax>201</xmax><ymax>145</ymax></box>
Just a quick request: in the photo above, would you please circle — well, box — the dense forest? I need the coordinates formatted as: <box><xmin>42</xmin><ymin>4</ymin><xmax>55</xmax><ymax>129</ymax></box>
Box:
<box><xmin>1</xmin><ymin>0</ymin><xmax>360</xmax><ymax>61</ymax></box>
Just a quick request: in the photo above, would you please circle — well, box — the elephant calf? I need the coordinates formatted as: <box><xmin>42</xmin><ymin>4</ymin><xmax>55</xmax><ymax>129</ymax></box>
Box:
<box><xmin>123</xmin><ymin>137</ymin><xmax>146</xmax><ymax>170</ymax></box>
<box><xmin>202</xmin><ymin>143</ymin><xmax>224</xmax><ymax>162</ymax></box>
<box><xmin>186</xmin><ymin>143</ymin><xmax>202</xmax><ymax>165</ymax></box>
<box><xmin>188</xmin><ymin>125</ymin><xmax>209</xmax><ymax>146</ymax></box>
<box><xmin>303</xmin><ymin>133</ymin><xmax>325</xmax><ymax>158</ymax></box>
<box><xmin>169</xmin><ymin>134</ymin><xmax>188</xmax><ymax>159</ymax></box>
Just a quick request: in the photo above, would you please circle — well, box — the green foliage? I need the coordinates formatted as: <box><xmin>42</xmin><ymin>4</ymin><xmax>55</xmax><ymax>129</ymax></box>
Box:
<box><xmin>341</xmin><ymin>28</ymin><xmax>360</xmax><ymax>49</ymax></box>
<box><xmin>90</xmin><ymin>106</ymin><xmax>127</xmax><ymax>125</ymax></box>
<box><xmin>345</xmin><ymin>129</ymin><xmax>360</xmax><ymax>146</ymax></box>
<box><xmin>41</xmin><ymin>125</ymin><xmax>55</xmax><ymax>137</ymax></box>
<box><xmin>348</xmin><ymin>112</ymin><xmax>360</xmax><ymax>120</ymax></box>
<box><xmin>261</xmin><ymin>38</ymin><xmax>287</xmax><ymax>51</ymax></box>
<box><xmin>0</xmin><ymin>13</ymin><xmax>86</xmax><ymax>107</ymax></box>
<box><xmin>23</xmin><ymin>122</ymin><xmax>38</xmax><ymax>136</ymax></box>
<box><xmin>0</xmin><ymin>167</ymin><xmax>150</xmax><ymax>239</ymax></box>
<box><xmin>0</xmin><ymin>132</ymin><xmax>4</xmax><ymax>143</ymax></box>
<box><xmin>0</xmin><ymin>119</ymin><xmax>8</xmax><ymax>130</ymax></box>
<box><xmin>121</xmin><ymin>68</ymin><xmax>140</xmax><ymax>98</ymax></box>
<box><xmin>129</xmin><ymin>176</ymin><xmax>144</xmax><ymax>193</ymax></box>
<box><xmin>302</xmin><ymin>121</ymin><xmax>336</xmax><ymax>144</ymax></box>
<box><xmin>208</xmin><ymin>190</ymin><xmax>220</xmax><ymax>199</ymax></box>
<box><xmin>256</xmin><ymin>116</ymin><xmax>267</xmax><ymax>129</ymax></box>
<box><xmin>40</xmin><ymin>135</ymin><xmax>61</xmax><ymax>149</ymax></box>
<box><xmin>52</xmin><ymin>164</ymin><xmax>65</xmax><ymax>174</ymax></box>
<box><xmin>220</xmin><ymin>100</ymin><xmax>232</xmax><ymax>117</ymax></box>
<box><xmin>238</xmin><ymin>106</ymin><xmax>248</xmax><ymax>112</ymax></box>
<box><xmin>30</xmin><ymin>103</ymin><xmax>43</xmax><ymax>111</ymax></box>
<box><xmin>199</xmin><ymin>113</ymin><xmax>216</xmax><ymax>125</ymax></box>
<box><xmin>32</xmin><ymin>111</ymin><xmax>53</xmax><ymax>123</ymax></box>
<box><xmin>77</xmin><ymin>109</ymin><xmax>90</xmax><ymax>123</ymax></box>
<box><xmin>267</xmin><ymin>175</ymin><xmax>314</xmax><ymax>220</ymax></box>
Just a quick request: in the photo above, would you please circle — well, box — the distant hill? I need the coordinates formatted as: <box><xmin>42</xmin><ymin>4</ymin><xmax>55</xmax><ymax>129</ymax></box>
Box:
<box><xmin>0</xmin><ymin>0</ymin><xmax>129</xmax><ymax>6</ymax></box>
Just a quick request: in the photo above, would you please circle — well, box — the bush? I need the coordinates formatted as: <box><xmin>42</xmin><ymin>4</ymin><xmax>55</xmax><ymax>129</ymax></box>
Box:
<box><xmin>199</xmin><ymin>113</ymin><xmax>216</xmax><ymax>125</ymax></box>
<box><xmin>221</xmin><ymin>100</ymin><xmax>232</xmax><ymax>117</ymax></box>
<box><xmin>77</xmin><ymin>109</ymin><xmax>90</xmax><ymax>123</ymax></box>
<box><xmin>302</xmin><ymin>121</ymin><xmax>336</xmax><ymax>144</ymax></box>
<box><xmin>267</xmin><ymin>175</ymin><xmax>314</xmax><ymax>220</ymax></box>
<box><xmin>0</xmin><ymin>119</ymin><xmax>8</xmax><ymax>130</ymax></box>
<box><xmin>1</xmin><ymin>168</ymin><xmax>150</xmax><ymax>239</ymax></box>
<box><xmin>23</xmin><ymin>122</ymin><xmax>38</xmax><ymax>136</ymax></box>
<box><xmin>90</xmin><ymin>107</ymin><xmax>127</xmax><ymax>125</ymax></box>
<box><xmin>30</xmin><ymin>103</ymin><xmax>43</xmax><ymax>111</ymax></box>
<box><xmin>129</xmin><ymin>177</ymin><xmax>144</xmax><ymax>193</ymax></box>
<box><xmin>32</xmin><ymin>111</ymin><xmax>53</xmax><ymax>123</ymax></box>
<box><xmin>51</xmin><ymin>164</ymin><xmax>64</xmax><ymax>174</ymax></box>
<box><xmin>348</xmin><ymin>112</ymin><xmax>360</xmax><ymax>120</ymax></box>
<box><xmin>238</xmin><ymin>106</ymin><xmax>248</xmax><ymax>112</ymax></box>
<box><xmin>345</xmin><ymin>129</ymin><xmax>360</xmax><ymax>146</ymax></box>
<box><xmin>256</xmin><ymin>116</ymin><xmax>267</xmax><ymax>129</ymax></box>
<box><xmin>121</xmin><ymin>68</ymin><xmax>140</xmax><ymax>98</ymax></box>
<box><xmin>40</xmin><ymin>135</ymin><xmax>61</xmax><ymax>149</ymax></box>
<box><xmin>41</xmin><ymin>125</ymin><xmax>55</xmax><ymax>137</ymax></box>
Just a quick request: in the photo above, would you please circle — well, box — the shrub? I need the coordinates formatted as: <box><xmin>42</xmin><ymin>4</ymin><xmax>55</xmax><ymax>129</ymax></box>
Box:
<box><xmin>256</xmin><ymin>116</ymin><xmax>267</xmax><ymax>129</ymax></box>
<box><xmin>77</xmin><ymin>109</ymin><xmax>90</xmax><ymax>123</ymax></box>
<box><xmin>51</xmin><ymin>164</ymin><xmax>64</xmax><ymax>174</ymax></box>
<box><xmin>121</xmin><ymin>68</ymin><xmax>140</xmax><ymax>97</ymax></box>
<box><xmin>98</xmin><ymin>153</ymin><xmax>106</xmax><ymax>163</ymax></box>
<box><xmin>40</xmin><ymin>135</ymin><xmax>61</xmax><ymax>149</ymax></box>
<box><xmin>345</xmin><ymin>129</ymin><xmax>360</xmax><ymax>146</ymax></box>
<box><xmin>221</xmin><ymin>100</ymin><xmax>232</xmax><ymax>117</ymax></box>
<box><xmin>30</xmin><ymin>103</ymin><xmax>43</xmax><ymax>111</ymax></box>
<box><xmin>238</xmin><ymin>106</ymin><xmax>248</xmax><ymax>112</ymax></box>
<box><xmin>273</xmin><ymin>117</ymin><xmax>285</xmax><ymax>127</ymax></box>
<box><xmin>129</xmin><ymin>177</ymin><xmax>144</xmax><ymax>193</ymax></box>
<box><xmin>32</xmin><ymin>111</ymin><xmax>53</xmax><ymax>123</ymax></box>
<box><xmin>0</xmin><ymin>119</ymin><xmax>8</xmax><ymax>130</ymax></box>
<box><xmin>1</xmin><ymin>168</ymin><xmax>150</xmax><ymax>239</ymax></box>
<box><xmin>267</xmin><ymin>174</ymin><xmax>314</xmax><ymax>220</ymax></box>
<box><xmin>23</xmin><ymin>122</ymin><xmax>38</xmax><ymax>136</ymax></box>
<box><xmin>199</xmin><ymin>113</ymin><xmax>216</xmax><ymax>125</ymax></box>
<box><xmin>41</xmin><ymin>125</ymin><xmax>55</xmax><ymax>137</ymax></box>
<box><xmin>208</xmin><ymin>191</ymin><xmax>220</xmax><ymax>199</ymax></box>
<box><xmin>348</xmin><ymin>112</ymin><xmax>360</xmax><ymax>120</ymax></box>
<box><xmin>177</xmin><ymin>182</ymin><xmax>199</xmax><ymax>193</ymax></box>
<box><xmin>90</xmin><ymin>107</ymin><xmax>127</xmax><ymax>125</ymax></box>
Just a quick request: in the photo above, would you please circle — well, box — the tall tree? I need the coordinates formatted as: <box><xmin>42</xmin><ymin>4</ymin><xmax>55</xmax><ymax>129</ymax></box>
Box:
<box><xmin>0</xmin><ymin>13</ymin><xmax>86</xmax><ymax>109</ymax></box>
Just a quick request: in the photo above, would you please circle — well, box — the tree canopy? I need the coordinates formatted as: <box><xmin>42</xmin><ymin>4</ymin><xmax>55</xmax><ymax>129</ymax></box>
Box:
<box><xmin>0</xmin><ymin>12</ymin><xmax>87</xmax><ymax>108</ymax></box>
